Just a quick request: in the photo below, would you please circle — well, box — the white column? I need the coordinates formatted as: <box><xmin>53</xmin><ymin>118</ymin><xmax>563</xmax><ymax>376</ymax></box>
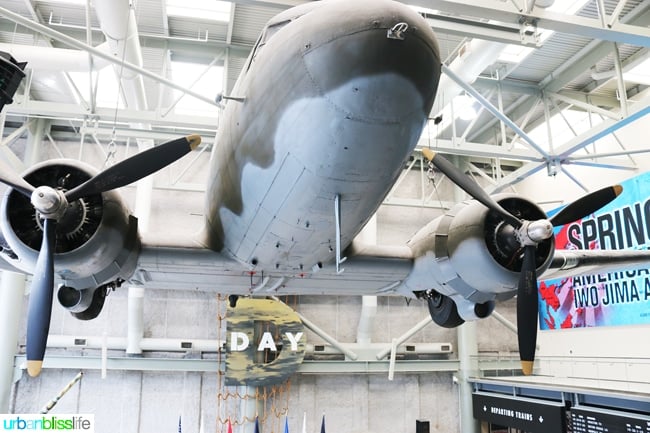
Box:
<box><xmin>457</xmin><ymin>321</ymin><xmax>479</xmax><ymax>433</ymax></box>
<box><xmin>357</xmin><ymin>215</ymin><xmax>378</xmax><ymax>345</ymax></box>
<box><xmin>126</xmin><ymin>286</ymin><xmax>144</xmax><ymax>355</ymax></box>
<box><xmin>0</xmin><ymin>271</ymin><xmax>26</xmax><ymax>413</ymax></box>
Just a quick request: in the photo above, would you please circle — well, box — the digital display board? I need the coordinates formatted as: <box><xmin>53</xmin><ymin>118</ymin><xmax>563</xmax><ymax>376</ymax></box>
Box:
<box><xmin>571</xmin><ymin>406</ymin><xmax>650</xmax><ymax>433</ymax></box>
<box><xmin>472</xmin><ymin>392</ymin><xmax>565</xmax><ymax>433</ymax></box>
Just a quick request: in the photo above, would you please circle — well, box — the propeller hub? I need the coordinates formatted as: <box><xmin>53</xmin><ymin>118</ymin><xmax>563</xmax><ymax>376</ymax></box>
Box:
<box><xmin>31</xmin><ymin>186</ymin><xmax>68</xmax><ymax>220</ymax></box>
<box><xmin>517</xmin><ymin>219</ymin><xmax>553</xmax><ymax>246</ymax></box>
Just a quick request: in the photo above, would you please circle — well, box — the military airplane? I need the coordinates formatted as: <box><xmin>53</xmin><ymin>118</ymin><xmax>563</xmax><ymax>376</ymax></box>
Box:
<box><xmin>1</xmin><ymin>0</ymin><xmax>649</xmax><ymax>378</ymax></box>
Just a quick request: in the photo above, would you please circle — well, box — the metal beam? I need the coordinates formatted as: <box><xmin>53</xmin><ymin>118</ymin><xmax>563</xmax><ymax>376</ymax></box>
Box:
<box><xmin>547</xmin><ymin>92</ymin><xmax>619</xmax><ymax>120</ymax></box>
<box><xmin>556</xmin><ymin>92</ymin><xmax>650</xmax><ymax>159</ymax></box>
<box><xmin>5</xmin><ymin>99</ymin><xmax>217</xmax><ymax>131</ymax></box>
<box><xmin>442</xmin><ymin>64</ymin><xmax>549</xmax><ymax>158</ymax></box>
<box><xmin>415</xmin><ymin>139</ymin><xmax>541</xmax><ymax>162</ymax></box>
<box><xmin>474</xmin><ymin>77</ymin><xmax>540</xmax><ymax>97</ymax></box>
<box><xmin>424</xmin><ymin>15</ymin><xmax>540</xmax><ymax>47</ymax></box>
<box><xmin>13</xmin><ymin>354</ymin><xmax>461</xmax><ymax>375</ymax></box>
<box><xmin>491</xmin><ymin>90</ymin><xmax>650</xmax><ymax>192</ymax></box>
<box><xmin>472</xmin><ymin>5</ymin><xmax>650</xmax><ymax>144</ymax></box>
<box><xmin>405</xmin><ymin>0</ymin><xmax>650</xmax><ymax>46</ymax></box>
<box><xmin>0</xmin><ymin>21</ymin><xmax>252</xmax><ymax>60</ymax></box>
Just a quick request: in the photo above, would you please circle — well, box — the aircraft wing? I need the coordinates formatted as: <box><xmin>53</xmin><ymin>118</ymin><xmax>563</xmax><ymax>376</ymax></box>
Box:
<box><xmin>543</xmin><ymin>248</ymin><xmax>650</xmax><ymax>281</ymax></box>
<box><xmin>133</xmin><ymin>242</ymin><xmax>414</xmax><ymax>296</ymax></box>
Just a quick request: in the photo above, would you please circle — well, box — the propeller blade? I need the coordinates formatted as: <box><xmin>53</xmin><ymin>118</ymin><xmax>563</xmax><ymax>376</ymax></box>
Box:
<box><xmin>0</xmin><ymin>158</ymin><xmax>35</xmax><ymax>198</ymax></box>
<box><xmin>65</xmin><ymin>134</ymin><xmax>201</xmax><ymax>202</ymax></box>
<box><xmin>550</xmin><ymin>184</ymin><xmax>622</xmax><ymax>227</ymax></box>
<box><xmin>516</xmin><ymin>245</ymin><xmax>539</xmax><ymax>376</ymax></box>
<box><xmin>26</xmin><ymin>218</ymin><xmax>57</xmax><ymax>377</ymax></box>
<box><xmin>422</xmin><ymin>149</ymin><xmax>522</xmax><ymax>229</ymax></box>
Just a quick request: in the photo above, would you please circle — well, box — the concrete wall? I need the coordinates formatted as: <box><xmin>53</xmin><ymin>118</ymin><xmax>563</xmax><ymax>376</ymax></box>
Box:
<box><xmin>11</xmin><ymin>370</ymin><xmax>459</xmax><ymax>433</ymax></box>
<box><xmin>6</xmin><ymin>285</ymin><xmax>478</xmax><ymax>433</ymax></box>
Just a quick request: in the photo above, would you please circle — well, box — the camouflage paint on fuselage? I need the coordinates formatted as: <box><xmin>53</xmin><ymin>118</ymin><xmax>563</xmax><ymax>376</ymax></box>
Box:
<box><xmin>203</xmin><ymin>0</ymin><xmax>441</xmax><ymax>274</ymax></box>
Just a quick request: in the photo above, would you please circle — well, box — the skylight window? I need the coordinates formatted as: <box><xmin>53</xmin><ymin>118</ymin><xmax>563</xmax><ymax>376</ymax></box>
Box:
<box><xmin>166</xmin><ymin>0</ymin><xmax>231</xmax><ymax>22</ymax></box>
<box><xmin>545</xmin><ymin>0</ymin><xmax>590</xmax><ymax>15</ymax></box>
<box><xmin>68</xmin><ymin>67</ymin><xmax>125</xmax><ymax>109</ymax></box>
<box><xmin>624</xmin><ymin>58</ymin><xmax>650</xmax><ymax>86</ymax></box>
<box><xmin>523</xmin><ymin>108</ymin><xmax>605</xmax><ymax>152</ymax></box>
<box><xmin>170</xmin><ymin>60</ymin><xmax>223</xmax><ymax>116</ymax></box>
<box><xmin>47</xmin><ymin>0</ymin><xmax>88</xmax><ymax>5</ymax></box>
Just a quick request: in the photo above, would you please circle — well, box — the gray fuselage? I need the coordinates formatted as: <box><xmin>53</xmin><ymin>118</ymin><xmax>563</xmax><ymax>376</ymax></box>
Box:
<box><xmin>203</xmin><ymin>0</ymin><xmax>441</xmax><ymax>273</ymax></box>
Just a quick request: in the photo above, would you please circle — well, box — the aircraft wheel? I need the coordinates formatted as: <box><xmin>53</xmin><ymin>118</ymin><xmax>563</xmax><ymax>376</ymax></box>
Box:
<box><xmin>71</xmin><ymin>287</ymin><xmax>107</xmax><ymax>321</ymax></box>
<box><xmin>426</xmin><ymin>290</ymin><xmax>465</xmax><ymax>328</ymax></box>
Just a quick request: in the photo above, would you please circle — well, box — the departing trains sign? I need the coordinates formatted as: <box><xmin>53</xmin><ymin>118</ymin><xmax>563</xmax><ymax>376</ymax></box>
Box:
<box><xmin>472</xmin><ymin>392</ymin><xmax>565</xmax><ymax>433</ymax></box>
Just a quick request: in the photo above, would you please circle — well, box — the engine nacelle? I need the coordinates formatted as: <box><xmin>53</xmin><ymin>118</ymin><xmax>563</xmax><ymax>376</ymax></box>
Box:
<box><xmin>0</xmin><ymin>159</ymin><xmax>140</xmax><ymax>316</ymax></box>
<box><xmin>403</xmin><ymin>194</ymin><xmax>554</xmax><ymax>321</ymax></box>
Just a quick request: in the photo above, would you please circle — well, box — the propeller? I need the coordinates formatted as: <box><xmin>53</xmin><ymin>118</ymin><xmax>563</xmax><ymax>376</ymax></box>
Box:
<box><xmin>26</xmin><ymin>218</ymin><xmax>56</xmax><ymax>377</ymax></box>
<box><xmin>422</xmin><ymin>149</ymin><xmax>622</xmax><ymax>375</ymax></box>
<box><xmin>0</xmin><ymin>158</ymin><xmax>35</xmax><ymax>197</ymax></box>
<box><xmin>0</xmin><ymin>134</ymin><xmax>201</xmax><ymax>377</ymax></box>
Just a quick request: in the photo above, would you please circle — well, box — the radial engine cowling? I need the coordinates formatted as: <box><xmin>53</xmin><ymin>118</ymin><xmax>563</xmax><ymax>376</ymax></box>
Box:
<box><xmin>0</xmin><ymin>159</ymin><xmax>140</xmax><ymax>316</ymax></box>
<box><xmin>403</xmin><ymin>194</ymin><xmax>554</xmax><ymax>320</ymax></box>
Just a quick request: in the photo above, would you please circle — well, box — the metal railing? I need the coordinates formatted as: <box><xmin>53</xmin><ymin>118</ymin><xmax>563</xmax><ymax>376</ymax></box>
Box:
<box><xmin>470</xmin><ymin>352</ymin><xmax>650</xmax><ymax>394</ymax></box>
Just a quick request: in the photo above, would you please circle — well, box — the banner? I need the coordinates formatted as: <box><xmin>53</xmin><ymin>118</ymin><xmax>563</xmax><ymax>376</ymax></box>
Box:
<box><xmin>539</xmin><ymin>172</ymin><xmax>650</xmax><ymax>330</ymax></box>
<box><xmin>226</xmin><ymin>298</ymin><xmax>306</xmax><ymax>386</ymax></box>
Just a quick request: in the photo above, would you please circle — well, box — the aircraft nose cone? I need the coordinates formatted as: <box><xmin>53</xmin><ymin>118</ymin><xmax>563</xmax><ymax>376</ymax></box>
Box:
<box><xmin>300</xmin><ymin>3</ymin><xmax>441</xmax><ymax>123</ymax></box>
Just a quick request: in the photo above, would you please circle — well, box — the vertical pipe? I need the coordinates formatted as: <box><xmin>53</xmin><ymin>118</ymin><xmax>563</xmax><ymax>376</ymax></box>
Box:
<box><xmin>25</xmin><ymin>117</ymin><xmax>47</xmax><ymax>165</ymax></box>
<box><xmin>453</xmin><ymin>171</ymin><xmax>478</xmax><ymax>433</ymax></box>
<box><xmin>608</xmin><ymin>0</ymin><xmax>629</xmax><ymax>27</ymax></box>
<box><xmin>542</xmin><ymin>92</ymin><xmax>554</xmax><ymax>154</ymax></box>
<box><xmin>457</xmin><ymin>322</ymin><xmax>479</xmax><ymax>433</ymax></box>
<box><xmin>356</xmin><ymin>216</ymin><xmax>377</xmax><ymax>345</ymax></box>
<box><xmin>126</xmin><ymin>286</ymin><xmax>144</xmax><ymax>355</ymax></box>
<box><xmin>357</xmin><ymin>296</ymin><xmax>377</xmax><ymax>345</ymax></box>
<box><xmin>0</xmin><ymin>272</ymin><xmax>26</xmax><ymax>413</ymax></box>
<box><xmin>612</xmin><ymin>43</ymin><xmax>629</xmax><ymax>117</ymax></box>
<box><xmin>595</xmin><ymin>0</ymin><xmax>628</xmax><ymax>117</ymax></box>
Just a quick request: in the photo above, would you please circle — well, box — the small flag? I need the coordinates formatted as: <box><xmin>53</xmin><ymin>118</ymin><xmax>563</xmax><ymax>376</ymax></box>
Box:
<box><xmin>284</xmin><ymin>416</ymin><xmax>289</xmax><ymax>433</ymax></box>
<box><xmin>227</xmin><ymin>418</ymin><xmax>233</xmax><ymax>433</ymax></box>
<box><xmin>320</xmin><ymin>415</ymin><xmax>325</xmax><ymax>433</ymax></box>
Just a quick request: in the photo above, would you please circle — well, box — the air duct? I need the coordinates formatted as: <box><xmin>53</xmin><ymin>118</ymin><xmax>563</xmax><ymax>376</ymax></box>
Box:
<box><xmin>431</xmin><ymin>39</ymin><xmax>506</xmax><ymax>119</ymax></box>
<box><xmin>0</xmin><ymin>43</ymin><xmax>110</xmax><ymax>72</ymax></box>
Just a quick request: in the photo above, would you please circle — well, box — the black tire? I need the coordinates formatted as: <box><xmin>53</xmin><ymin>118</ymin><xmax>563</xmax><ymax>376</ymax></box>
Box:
<box><xmin>426</xmin><ymin>291</ymin><xmax>465</xmax><ymax>328</ymax></box>
<box><xmin>72</xmin><ymin>288</ymin><xmax>107</xmax><ymax>321</ymax></box>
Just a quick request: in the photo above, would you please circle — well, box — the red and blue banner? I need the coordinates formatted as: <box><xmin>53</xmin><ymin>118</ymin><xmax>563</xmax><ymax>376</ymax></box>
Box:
<box><xmin>539</xmin><ymin>171</ymin><xmax>650</xmax><ymax>330</ymax></box>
